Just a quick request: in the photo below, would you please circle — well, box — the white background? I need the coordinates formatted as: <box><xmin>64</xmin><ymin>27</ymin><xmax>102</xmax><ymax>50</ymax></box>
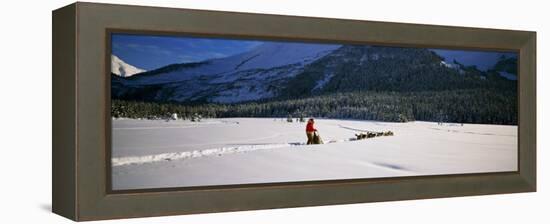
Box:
<box><xmin>0</xmin><ymin>0</ymin><xmax>547</xmax><ymax>223</ymax></box>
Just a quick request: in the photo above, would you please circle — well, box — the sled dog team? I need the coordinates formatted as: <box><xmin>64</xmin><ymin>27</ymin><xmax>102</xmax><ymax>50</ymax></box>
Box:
<box><xmin>305</xmin><ymin>118</ymin><xmax>393</xmax><ymax>145</ymax></box>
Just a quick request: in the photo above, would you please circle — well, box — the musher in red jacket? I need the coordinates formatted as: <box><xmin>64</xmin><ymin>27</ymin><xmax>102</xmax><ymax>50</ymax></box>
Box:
<box><xmin>306</xmin><ymin>118</ymin><xmax>317</xmax><ymax>145</ymax></box>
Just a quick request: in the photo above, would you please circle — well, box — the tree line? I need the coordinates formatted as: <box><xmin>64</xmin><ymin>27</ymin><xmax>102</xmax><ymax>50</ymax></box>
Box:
<box><xmin>112</xmin><ymin>89</ymin><xmax>517</xmax><ymax>125</ymax></box>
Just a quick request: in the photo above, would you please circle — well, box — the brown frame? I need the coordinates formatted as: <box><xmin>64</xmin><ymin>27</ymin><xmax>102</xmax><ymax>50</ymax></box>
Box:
<box><xmin>53</xmin><ymin>2</ymin><xmax>536</xmax><ymax>221</ymax></box>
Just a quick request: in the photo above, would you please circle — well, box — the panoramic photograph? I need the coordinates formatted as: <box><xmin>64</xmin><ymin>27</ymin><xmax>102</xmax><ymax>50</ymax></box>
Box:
<box><xmin>110</xmin><ymin>33</ymin><xmax>518</xmax><ymax>190</ymax></box>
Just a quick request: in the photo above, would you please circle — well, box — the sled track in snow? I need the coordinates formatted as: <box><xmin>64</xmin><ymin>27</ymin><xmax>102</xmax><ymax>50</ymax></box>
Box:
<box><xmin>112</xmin><ymin>143</ymin><xmax>302</xmax><ymax>166</ymax></box>
<box><xmin>111</xmin><ymin>132</ymin><xmax>398</xmax><ymax>167</ymax></box>
<box><xmin>112</xmin><ymin>138</ymin><xmax>360</xmax><ymax>167</ymax></box>
<box><xmin>112</xmin><ymin>124</ymin><xmax>396</xmax><ymax>167</ymax></box>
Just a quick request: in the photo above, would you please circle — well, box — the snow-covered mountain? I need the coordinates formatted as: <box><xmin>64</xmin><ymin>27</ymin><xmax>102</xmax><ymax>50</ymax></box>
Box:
<box><xmin>129</xmin><ymin>42</ymin><xmax>340</xmax><ymax>84</ymax></box>
<box><xmin>112</xmin><ymin>43</ymin><xmax>517</xmax><ymax>104</ymax></box>
<box><xmin>491</xmin><ymin>56</ymin><xmax>518</xmax><ymax>80</ymax></box>
<box><xmin>111</xmin><ymin>55</ymin><xmax>146</xmax><ymax>77</ymax></box>
<box><xmin>431</xmin><ymin>49</ymin><xmax>516</xmax><ymax>71</ymax></box>
<box><xmin>115</xmin><ymin>42</ymin><xmax>340</xmax><ymax>103</ymax></box>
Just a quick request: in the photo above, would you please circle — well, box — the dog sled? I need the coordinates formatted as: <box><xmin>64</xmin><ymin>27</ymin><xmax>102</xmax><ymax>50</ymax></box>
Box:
<box><xmin>312</xmin><ymin>131</ymin><xmax>324</xmax><ymax>144</ymax></box>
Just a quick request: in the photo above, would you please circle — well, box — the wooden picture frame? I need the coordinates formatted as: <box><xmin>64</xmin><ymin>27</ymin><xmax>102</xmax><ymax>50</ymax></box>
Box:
<box><xmin>52</xmin><ymin>2</ymin><xmax>536</xmax><ymax>221</ymax></box>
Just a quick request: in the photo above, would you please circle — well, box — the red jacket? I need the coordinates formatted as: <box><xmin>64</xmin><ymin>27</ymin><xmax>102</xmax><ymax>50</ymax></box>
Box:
<box><xmin>306</xmin><ymin>122</ymin><xmax>317</xmax><ymax>132</ymax></box>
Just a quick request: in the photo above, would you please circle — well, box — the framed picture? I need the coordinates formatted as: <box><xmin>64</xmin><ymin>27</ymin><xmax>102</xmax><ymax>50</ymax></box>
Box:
<box><xmin>52</xmin><ymin>2</ymin><xmax>536</xmax><ymax>221</ymax></box>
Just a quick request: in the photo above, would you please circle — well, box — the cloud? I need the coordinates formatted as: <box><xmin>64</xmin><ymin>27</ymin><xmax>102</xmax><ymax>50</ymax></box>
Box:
<box><xmin>176</xmin><ymin>55</ymin><xmax>198</xmax><ymax>63</ymax></box>
<box><xmin>175</xmin><ymin>52</ymin><xmax>229</xmax><ymax>63</ymax></box>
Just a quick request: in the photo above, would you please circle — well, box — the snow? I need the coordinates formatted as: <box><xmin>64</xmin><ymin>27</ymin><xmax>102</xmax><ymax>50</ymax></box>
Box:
<box><xmin>112</xmin><ymin>143</ymin><xmax>295</xmax><ymax>166</ymax></box>
<box><xmin>313</xmin><ymin>72</ymin><xmax>334</xmax><ymax>90</ymax></box>
<box><xmin>131</xmin><ymin>42</ymin><xmax>340</xmax><ymax>85</ymax></box>
<box><xmin>228</xmin><ymin>42</ymin><xmax>340</xmax><ymax>71</ymax></box>
<box><xmin>209</xmin><ymin>84</ymin><xmax>276</xmax><ymax>103</ymax></box>
<box><xmin>120</xmin><ymin>42</ymin><xmax>341</xmax><ymax>103</ymax></box>
<box><xmin>112</xmin><ymin>118</ymin><xmax>517</xmax><ymax>190</ymax></box>
<box><xmin>499</xmin><ymin>71</ymin><xmax>517</xmax><ymax>80</ymax></box>
<box><xmin>440</xmin><ymin>60</ymin><xmax>460</xmax><ymax>70</ymax></box>
<box><xmin>207</xmin><ymin>65</ymin><xmax>301</xmax><ymax>103</ymax></box>
<box><xmin>111</xmin><ymin>55</ymin><xmax>146</xmax><ymax>77</ymax></box>
<box><xmin>432</xmin><ymin>49</ymin><xmax>517</xmax><ymax>71</ymax></box>
<box><xmin>171</xmin><ymin>113</ymin><xmax>178</xmax><ymax>120</ymax></box>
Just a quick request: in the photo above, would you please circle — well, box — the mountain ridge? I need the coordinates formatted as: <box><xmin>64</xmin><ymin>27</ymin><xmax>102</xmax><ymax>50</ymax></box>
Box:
<box><xmin>112</xmin><ymin>44</ymin><xmax>517</xmax><ymax>104</ymax></box>
<box><xmin>111</xmin><ymin>55</ymin><xmax>146</xmax><ymax>77</ymax></box>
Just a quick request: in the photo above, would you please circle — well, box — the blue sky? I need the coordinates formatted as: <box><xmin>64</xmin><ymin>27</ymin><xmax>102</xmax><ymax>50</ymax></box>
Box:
<box><xmin>112</xmin><ymin>34</ymin><xmax>262</xmax><ymax>70</ymax></box>
<box><xmin>112</xmin><ymin>33</ymin><xmax>516</xmax><ymax>71</ymax></box>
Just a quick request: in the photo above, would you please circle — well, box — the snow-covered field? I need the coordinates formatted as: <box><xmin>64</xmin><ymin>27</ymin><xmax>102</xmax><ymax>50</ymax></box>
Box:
<box><xmin>111</xmin><ymin>118</ymin><xmax>517</xmax><ymax>190</ymax></box>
